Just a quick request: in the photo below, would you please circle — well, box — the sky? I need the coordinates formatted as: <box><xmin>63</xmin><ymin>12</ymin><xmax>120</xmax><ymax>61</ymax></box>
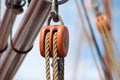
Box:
<box><xmin>1</xmin><ymin>0</ymin><xmax>120</xmax><ymax>80</ymax></box>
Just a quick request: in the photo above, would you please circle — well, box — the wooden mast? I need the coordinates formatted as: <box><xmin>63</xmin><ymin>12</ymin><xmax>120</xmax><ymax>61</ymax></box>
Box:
<box><xmin>0</xmin><ymin>0</ymin><xmax>51</xmax><ymax>80</ymax></box>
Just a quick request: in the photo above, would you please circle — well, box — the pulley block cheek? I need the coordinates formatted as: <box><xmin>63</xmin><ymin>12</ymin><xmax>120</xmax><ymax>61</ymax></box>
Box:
<box><xmin>95</xmin><ymin>15</ymin><xmax>111</xmax><ymax>32</ymax></box>
<box><xmin>39</xmin><ymin>25</ymin><xmax>69</xmax><ymax>57</ymax></box>
<box><xmin>57</xmin><ymin>25</ymin><xmax>69</xmax><ymax>57</ymax></box>
<box><xmin>39</xmin><ymin>27</ymin><xmax>50</xmax><ymax>57</ymax></box>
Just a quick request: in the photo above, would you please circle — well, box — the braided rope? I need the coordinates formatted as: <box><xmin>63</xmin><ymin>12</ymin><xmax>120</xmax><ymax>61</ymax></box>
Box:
<box><xmin>45</xmin><ymin>32</ymin><xmax>51</xmax><ymax>80</ymax></box>
<box><xmin>97</xmin><ymin>20</ymin><xmax>113</xmax><ymax>80</ymax></box>
<box><xmin>53</xmin><ymin>32</ymin><xmax>59</xmax><ymax>80</ymax></box>
<box><xmin>100</xmin><ymin>20</ymin><xmax>120</xmax><ymax>78</ymax></box>
<box><xmin>98</xmin><ymin>20</ymin><xmax>114</xmax><ymax>64</ymax></box>
<box><xmin>101</xmin><ymin>20</ymin><xmax>119</xmax><ymax>58</ymax></box>
<box><xmin>105</xmin><ymin>28</ymin><xmax>120</xmax><ymax>62</ymax></box>
<box><xmin>101</xmin><ymin>20</ymin><xmax>120</xmax><ymax>63</ymax></box>
<box><xmin>98</xmin><ymin>19</ymin><xmax>120</xmax><ymax>79</ymax></box>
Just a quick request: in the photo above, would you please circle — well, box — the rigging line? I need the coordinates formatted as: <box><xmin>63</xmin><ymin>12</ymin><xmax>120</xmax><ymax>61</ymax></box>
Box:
<box><xmin>92</xmin><ymin>0</ymin><xmax>120</xmax><ymax>77</ymax></box>
<box><xmin>101</xmin><ymin>20</ymin><xmax>119</xmax><ymax>69</ymax></box>
<box><xmin>80</xmin><ymin>0</ymin><xmax>106</xmax><ymax>72</ymax></box>
<box><xmin>58</xmin><ymin>57</ymin><xmax>64</xmax><ymax>80</ymax></box>
<box><xmin>97</xmin><ymin>19</ymin><xmax>113</xmax><ymax>80</ymax></box>
<box><xmin>93</xmin><ymin>1</ymin><xmax>119</xmax><ymax>77</ymax></box>
<box><xmin>108</xmin><ymin>32</ymin><xmax>120</xmax><ymax>61</ymax></box>
<box><xmin>104</xmin><ymin>0</ymin><xmax>120</xmax><ymax>58</ymax></box>
<box><xmin>45</xmin><ymin>32</ymin><xmax>51</xmax><ymax>80</ymax></box>
<box><xmin>74</xmin><ymin>1</ymin><xmax>104</xmax><ymax>80</ymax></box>
<box><xmin>101</xmin><ymin>20</ymin><xmax>120</xmax><ymax>65</ymax></box>
<box><xmin>98</xmin><ymin>19</ymin><xmax>113</xmax><ymax>68</ymax></box>
<box><xmin>94</xmin><ymin>0</ymin><xmax>120</xmax><ymax>65</ymax></box>
<box><xmin>101</xmin><ymin>20</ymin><xmax>119</xmax><ymax>58</ymax></box>
<box><xmin>98</xmin><ymin>19</ymin><xmax>120</xmax><ymax>78</ymax></box>
<box><xmin>101</xmin><ymin>22</ymin><xmax>120</xmax><ymax>79</ymax></box>
<box><xmin>103</xmin><ymin>29</ymin><xmax>120</xmax><ymax>71</ymax></box>
<box><xmin>53</xmin><ymin>32</ymin><xmax>59</xmax><ymax>80</ymax></box>
<box><xmin>100</xmin><ymin>20</ymin><xmax>120</xmax><ymax>77</ymax></box>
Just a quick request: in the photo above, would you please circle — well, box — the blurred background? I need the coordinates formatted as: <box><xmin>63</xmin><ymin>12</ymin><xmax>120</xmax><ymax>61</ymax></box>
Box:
<box><xmin>0</xmin><ymin>0</ymin><xmax>120</xmax><ymax>80</ymax></box>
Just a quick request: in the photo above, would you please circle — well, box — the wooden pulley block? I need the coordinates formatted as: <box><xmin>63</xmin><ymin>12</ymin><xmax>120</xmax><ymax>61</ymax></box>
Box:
<box><xmin>39</xmin><ymin>25</ymin><xmax>69</xmax><ymax>58</ymax></box>
<box><xmin>95</xmin><ymin>14</ymin><xmax>111</xmax><ymax>32</ymax></box>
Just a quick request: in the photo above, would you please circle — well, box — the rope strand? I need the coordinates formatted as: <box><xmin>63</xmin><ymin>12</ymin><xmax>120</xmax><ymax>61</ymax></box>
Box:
<box><xmin>45</xmin><ymin>32</ymin><xmax>51</xmax><ymax>80</ymax></box>
<box><xmin>100</xmin><ymin>20</ymin><xmax>120</xmax><ymax>78</ymax></box>
<box><xmin>53</xmin><ymin>32</ymin><xmax>59</xmax><ymax>80</ymax></box>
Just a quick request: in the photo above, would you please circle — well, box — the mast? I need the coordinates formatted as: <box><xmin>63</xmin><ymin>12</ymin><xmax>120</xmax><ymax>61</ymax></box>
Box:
<box><xmin>0</xmin><ymin>0</ymin><xmax>51</xmax><ymax>80</ymax></box>
<box><xmin>0</xmin><ymin>0</ymin><xmax>23</xmax><ymax>58</ymax></box>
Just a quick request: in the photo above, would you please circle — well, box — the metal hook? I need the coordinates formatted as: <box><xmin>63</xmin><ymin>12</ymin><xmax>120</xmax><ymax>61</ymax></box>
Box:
<box><xmin>46</xmin><ymin>0</ymin><xmax>68</xmax><ymax>5</ymax></box>
<box><xmin>47</xmin><ymin>0</ymin><xmax>66</xmax><ymax>23</ymax></box>
<box><xmin>57</xmin><ymin>0</ymin><xmax>68</xmax><ymax>5</ymax></box>
<box><xmin>50</xmin><ymin>0</ymin><xmax>58</xmax><ymax>16</ymax></box>
<box><xmin>49</xmin><ymin>0</ymin><xmax>59</xmax><ymax>22</ymax></box>
<box><xmin>47</xmin><ymin>14</ymin><xmax>64</xmax><ymax>25</ymax></box>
